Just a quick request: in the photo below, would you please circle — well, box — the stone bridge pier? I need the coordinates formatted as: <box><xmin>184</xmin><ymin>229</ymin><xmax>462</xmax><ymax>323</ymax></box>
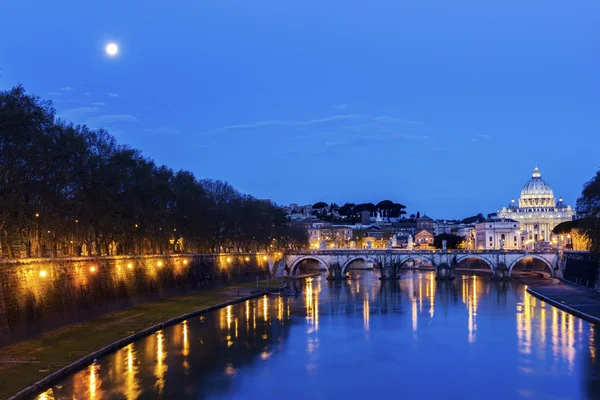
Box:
<box><xmin>272</xmin><ymin>250</ymin><xmax>563</xmax><ymax>281</ymax></box>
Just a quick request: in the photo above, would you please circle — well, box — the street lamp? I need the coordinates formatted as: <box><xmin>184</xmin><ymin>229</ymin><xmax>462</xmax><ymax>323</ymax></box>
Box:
<box><xmin>34</xmin><ymin>212</ymin><xmax>40</xmax><ymax>257</ymax></box>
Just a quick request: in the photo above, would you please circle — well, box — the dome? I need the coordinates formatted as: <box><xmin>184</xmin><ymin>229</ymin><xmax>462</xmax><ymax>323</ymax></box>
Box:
<box><xmin>518</xmin><ymin>165</ymin><xmax>556</xmax><ymax>209</ymax></box>
<box><xmin>520</xmin><ymin>165</ymin><xmax>554</xmax><ymax>199</ymax></box>
<box><xmin>507</xmin><ymin>198</ymin><xmax>518</xmax><ymax>210</ymax></box>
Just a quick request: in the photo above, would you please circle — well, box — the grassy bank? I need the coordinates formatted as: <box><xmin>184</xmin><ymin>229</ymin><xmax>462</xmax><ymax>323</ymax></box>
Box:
<box><xmin>0</xmin><ymin>279</ymin><xmax>274</xmax><ymax>400</ymax></box>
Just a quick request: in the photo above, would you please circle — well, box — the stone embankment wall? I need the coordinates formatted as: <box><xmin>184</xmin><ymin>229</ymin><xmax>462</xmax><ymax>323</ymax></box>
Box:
<box><xmin>562</xmin><ymin>252</ymin><xmax>600</xmax><ymax>290</ymax></box>
<box><xmin>0</xmin><ymin>254</ymin><xmax>271</xmax><ymax>347</ymax></box>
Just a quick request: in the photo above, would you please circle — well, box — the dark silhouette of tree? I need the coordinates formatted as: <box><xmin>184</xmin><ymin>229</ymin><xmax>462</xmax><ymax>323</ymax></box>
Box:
<box><xmin>434</xmin><ymin>234</ymin><xmax>465</xmax><ymax>249</ymax></box>
<box><xmin>353</xmin><ymin>203</ymin><xmax>376</xmax><ymax>214</ymax></box>
<box><xmin>0</xmin><ymin>86</ymin><xmax>307</xmax><ymax>257</ymax></box>
<box><xmin>461</xmin><ymin>213</ymin><xmax>485</xmax><ymax>224</ymax></box>
<box><xmin>572</xmin><ymin>170</ymin><xmax>600</xmax><ymax>253</ymax></box>
<box><xmin>338</xmin><ymin>203</ymin><xmax>356</xmax><ymax>217</ymax></box>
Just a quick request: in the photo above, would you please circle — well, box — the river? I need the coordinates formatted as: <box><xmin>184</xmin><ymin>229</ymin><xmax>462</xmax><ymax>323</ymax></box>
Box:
<box><xmin>34</xmin><ymin>271</ymin><xmax>600</xmax><ymax>400</ymax></box>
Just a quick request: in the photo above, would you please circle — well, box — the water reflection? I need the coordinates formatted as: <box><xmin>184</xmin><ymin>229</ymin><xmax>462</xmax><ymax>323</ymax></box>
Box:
<box><xmin>35</xmin><ymin>272</ymin><xmax>600</xmax><ymax>400</ymax></box>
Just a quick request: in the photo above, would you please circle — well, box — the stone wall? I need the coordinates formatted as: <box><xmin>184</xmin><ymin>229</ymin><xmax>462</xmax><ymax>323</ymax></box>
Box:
<box><xmin>562</xmin><ymin>252</ymin><xmax>600</xmax><ymax>289</ymax></box>
<box><xmin>0</xmin><ymin>254</ymin><xmax>270</xmax><ymax>347</ymax></box>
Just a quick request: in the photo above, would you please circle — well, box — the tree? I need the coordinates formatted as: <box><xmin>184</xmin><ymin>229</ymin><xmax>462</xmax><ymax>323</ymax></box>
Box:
<box><xmin>574</xmin><ymin>171</ymin><xmax>600</xmax><ymax>253</ymax></box>
<box><xmin>353</xmin><ymin>203</ymin><xmax>376</xmax><ymax>214</ymax></box>
<box><xmin>312</xmin><ymin>202</ymin><xmax>328</xmax><ymax>209</ymax></box>
<box><xmin>388</xmin><ymin>203</ymin><xmax>407</xmax><ymax>219</ymax></box>
<box><xmin>338</xmin><ymin>203</ymin><xmax>356</xmax><ymax>217</ymax></box>
<box><xmin>461</xmin><ymin>213</ymin><xmax>485</xmax><ymax>224</ymax></box>
<box><xmin>434</xmin><ymin>234</ymin><xmax>465</xmax><ymax>250</ymax></box>
<box><xmin>0</xmin><ymin>85</ymin><xmax>308</xmax><ymax>258</ymax></box>
<box><xmin>416</xmin><ymin>211</ymin><xmax>421</xmax><ymax>219</ymax></box>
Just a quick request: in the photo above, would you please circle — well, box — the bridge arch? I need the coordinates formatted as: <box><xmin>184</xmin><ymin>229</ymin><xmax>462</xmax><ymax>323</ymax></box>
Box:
<box><xmin>397</xmin><ymin>255</ymin><xmax>435</xmax><ymax>269</ymax></box>
<box><xmin>341</xmin><ymin>256</ymin><xmax>376</xmax><ymax>276</ymax></box>
<box><xmin>508</xmin><ymin>255</ymin><xmax>554</xmax><ymax>276</ymax></box>
<box><xmin>289</xmin><ymin>256</ymin><xmax>329</xmax><ymax>276</ymax></box>
<box><xmin>455</xmin><ymin>255</ymin><xmax>495</xmax><ymax>272</ymax></box>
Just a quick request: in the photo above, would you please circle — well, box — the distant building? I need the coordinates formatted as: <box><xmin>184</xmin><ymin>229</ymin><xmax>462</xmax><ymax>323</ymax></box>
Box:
<box><xmin>497</xmin><ymin>165</ymin><xmax>575</xmax><ymax>244</ymax></box>
<box><xmin>433</xmin><ymin>220</ymin><xmax>458</xmax><ymax>235</ymax></box>
<box><xmin>307</xmin><ymin>224</ymin><xmax>353</xmax><ymax>248</ymax></box>
<box><xmin>416</xmin><ymin>215</ymin><xmax>434</xmax><ymax>232</ymax></box>
<box><xmin>286</xmin><ymin>204</ymin><xmax>315</xmax><ymax>220</ymax></box>
<box><xmin>360</xmin><ymin>210</ymin><xmax>371</xmax><ymax>225</ymax></box>
<box><xmin>452</xmin><ymin>224</ymin><xmax>476</xmax><ymax>249</ymax></box>
<box><xmin>414</xmin><ymin>229</ymin><xmax>434</xmax><ymax>247</ymax></box>
<box><xmin>413</xmin><ymin>215</ymin><xmax>435</xmax><ymax>247</ymax></box>
<box><xmin>475</xmin><ymin>218</ymin><xmax>521</xmax><ymax>250</ymax></box>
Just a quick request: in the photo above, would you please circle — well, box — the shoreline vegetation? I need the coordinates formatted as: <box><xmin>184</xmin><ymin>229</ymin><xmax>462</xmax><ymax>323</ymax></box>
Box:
<box><xmin>0</xmin><ymin>279</ymin><xmax>275</xmax><ymax>400</ymax></box>
<box><xmin>0</xmin><ymin>85</ymin><xmax>307</xmax><ymax>260</ymax></box>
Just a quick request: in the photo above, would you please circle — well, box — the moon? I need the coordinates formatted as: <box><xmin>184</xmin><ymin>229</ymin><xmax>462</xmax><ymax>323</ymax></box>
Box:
<box><xmin>105</xmin><ymin>43</ymin><xmax>119</xmax><ymax>57</ymax></box>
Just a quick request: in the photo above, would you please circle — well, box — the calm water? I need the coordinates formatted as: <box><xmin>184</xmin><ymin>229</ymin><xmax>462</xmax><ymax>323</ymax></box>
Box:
<box><xmin>35</xmin><ymin>271</ymin><xmax>600</xmax><ymax>400</ymax></box>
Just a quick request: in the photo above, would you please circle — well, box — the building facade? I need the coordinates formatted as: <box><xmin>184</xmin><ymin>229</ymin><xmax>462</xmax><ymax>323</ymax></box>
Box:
<box><xmin>497</xmin><ymin>165</ymin><xmax>575</xmax><ymax>244</ymax></box>
<box><xmin>414</xmin><ymin>229</ymin><xmax>434</xmax><ymax>247</ymax></box>
<box><xmin>475</xmin><ymin>218</ymin><xmax>521</xmax><ymax>250</ymax></box>
<box><xmin>308</xmin><ymin>225</ymin><xmax>353</xmax><ymax>248</ymax></box>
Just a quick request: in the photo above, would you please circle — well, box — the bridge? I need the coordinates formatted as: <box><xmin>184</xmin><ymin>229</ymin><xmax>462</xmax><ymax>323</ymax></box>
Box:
<box><xmin>271</xmin><ymin>249</ymin><xmax>564</xmax><ymax>280</ymax></box>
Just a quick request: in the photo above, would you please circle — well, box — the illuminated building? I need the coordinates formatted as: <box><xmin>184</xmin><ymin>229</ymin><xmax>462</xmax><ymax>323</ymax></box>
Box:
<box><xmin>497</xmin><ymin>165</ymin><xmax>575</xmax><ymax>245</ymax></box>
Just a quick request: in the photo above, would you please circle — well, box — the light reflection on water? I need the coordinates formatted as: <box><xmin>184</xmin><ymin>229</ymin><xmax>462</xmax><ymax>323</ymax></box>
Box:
<box><xmin>34</xmin><ymin>271</ymin><xmax>600</xmax><ymax>399</ymax></box>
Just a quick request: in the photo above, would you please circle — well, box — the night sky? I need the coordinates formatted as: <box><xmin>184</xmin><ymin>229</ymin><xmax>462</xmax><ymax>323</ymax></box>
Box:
<box><xmin>1</xmin><ymin>0</ymin><xmax>599</xmax><ymax>219</ymax></box>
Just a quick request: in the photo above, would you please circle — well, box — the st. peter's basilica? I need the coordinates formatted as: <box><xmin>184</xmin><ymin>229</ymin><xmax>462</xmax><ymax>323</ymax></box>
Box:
<box><xmin>497</xmin><ymin>165</ymin><xmax>575</xmax><ymax>244</ymax></box>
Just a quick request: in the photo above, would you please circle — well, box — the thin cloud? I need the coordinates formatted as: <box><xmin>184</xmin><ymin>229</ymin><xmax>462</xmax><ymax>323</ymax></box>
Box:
<box><xmin>91</xmin><ymin>102</ymin><xmax>106</xmax><ymax>106</ymax></box>
<box><xmin>469</xmin><ymin>134</ymin><xmax>492</xmax><ymax>143</ymax></box>
<box><xmin>88</xmin><ymin>114</ymin><xmax>137</xmax><ymax>125</ymax></box>
<box><xmin>57</xmin><ymin>107</ymin><xmax>100</xmax><ymax>122</ymax></box>
<box><xmin>375</xmin><ymin>116</ymin><xmax>424</xmax><ymax>125</ymax></box>
<box><xmin>61</xmin><ymin>86</ymin><xmax>73</xmax><ymax>92</ymax></box>
<box><xmin>198</xmin><ymin>114</ymin><xmax>363</xmax><ymax>136</ymax></box>
<box><xmin>108</xmin><ymin>93</ymin><xmax>120</xmax><ymax>97</ymax></box>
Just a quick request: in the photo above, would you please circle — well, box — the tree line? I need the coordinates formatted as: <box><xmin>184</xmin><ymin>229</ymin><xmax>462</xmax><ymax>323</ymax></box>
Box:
<box><xmin>554</xmin><ymin>170</ymin><xmax>600</xmax><ymax>254</ymax></box>
<box><xmin>0</xmin><ymin>85</ymin><xmax>307</xmax><ymax>258</ymax></box>
<box><xmin>306</xmin><ymin>200</ymin><xmax>408</xmax><ymax>222</ymax></box>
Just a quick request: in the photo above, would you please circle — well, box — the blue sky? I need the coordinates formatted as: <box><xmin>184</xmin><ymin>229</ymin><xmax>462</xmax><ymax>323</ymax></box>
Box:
<box><xmin>1</xmin><ymin>0</ymin><xmax>599</xmax><ymax>219</ymax></box>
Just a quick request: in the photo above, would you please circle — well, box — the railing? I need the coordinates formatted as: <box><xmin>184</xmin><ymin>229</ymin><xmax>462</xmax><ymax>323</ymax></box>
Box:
<box><xmin>286</xmin><ymin>248</ymin><xmax>561</xmax><ymax>255</ymax></box>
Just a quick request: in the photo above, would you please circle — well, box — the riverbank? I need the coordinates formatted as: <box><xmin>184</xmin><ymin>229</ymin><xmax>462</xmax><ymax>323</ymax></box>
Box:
<box><xmin>525</xmin><ymin>279</ymin><xmax>600</xmax><ymax>325</ymax></box>
<box><xmin>0</xmin><ymin>280</ymin><xmax>273</xmax><ymax>400</ymax></box>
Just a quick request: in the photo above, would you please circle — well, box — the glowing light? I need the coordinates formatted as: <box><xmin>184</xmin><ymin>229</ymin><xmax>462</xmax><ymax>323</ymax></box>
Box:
<box><xmin>183</xmin><ymin>260</ymin><xmax>188</xmax><ymax>265</ymax></box>
<box><xmin>263</xmin><ymin>295</ymin><xmax>268</xmax><ymax>322</ymax></box>
<box><xmin>89</xmin><ymin>364</ymin><xmax>97</xmax><ymax>399</ymax></box>
<box><xmin>127</xmin><ymin>263</ymin><xmax>133</xmax><ymax>269</ymax></box>
<box><xmin>263</xmin><ymin>256</ymin><xmax>268</xmax><ymax>261</ymax></box>
<box><xmin>245</xmin><ymin>256</ymin><xmax>250</xmax><ymax>261</ymax></box>
<box><xmin>226</xmin><ymin>257</ymin><xmax>232</xmax><ymax>263</ymax></box>
<box><xmin>155</xmin><ymin>330</ymin><xmax>167</xmax><ymax>393</ymax></box>
<box><xmin>105</xmin><ymin>42</ymin><xmax>119</xmax><ymax>56</ymax></box>
<box><xmin>157</xmin><ymin>261</ymin><xmax>163</xmax><ymax>267</ymax></box>
<box><xmin>39</xmin><ymin>270</ymin><xmax>47</xmax><ymax>278</ymax></box>
<box><xmin>35</xmin><ymin>213</ymin><xmax>40</xmax><ymax>218</ymax></box>
<box><xmin>182</xmin><ymin>321</ymin><xmax>189</xmax><ymax>357</ymax></box>
<box><xmin>90</xmin><ymin>266</ymin><xmax>96</xmax><ymax>273</ymax></box>
<box><xmin>363</xmin><ymin>295</ymin><xmax>370</xmax><ymax>331</ymax></box>
<box><xmin>226</xmin><ymin>305</ymin><xmax>232</xmax><ymax>330</ymax></box>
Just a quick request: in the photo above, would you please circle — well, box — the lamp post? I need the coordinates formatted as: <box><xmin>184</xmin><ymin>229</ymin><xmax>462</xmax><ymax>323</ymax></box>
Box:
<box><xmin>34</xmin><ymin>212</ymin><xmax>40</xmax><ymax>257</ymax></box>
